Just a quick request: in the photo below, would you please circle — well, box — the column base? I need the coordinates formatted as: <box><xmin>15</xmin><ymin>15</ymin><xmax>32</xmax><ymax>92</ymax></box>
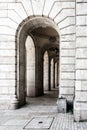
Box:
<box><xmin>0</xmin><ymin>95</ymin><xmax>19</xmax><ymax>110</ymax></box>
<box><xmin>10</xmin><ymin>95</ymin><xmax>19</xmax><ymax>109</ymax></box>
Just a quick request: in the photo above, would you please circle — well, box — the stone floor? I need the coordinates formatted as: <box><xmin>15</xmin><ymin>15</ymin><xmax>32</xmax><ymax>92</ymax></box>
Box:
<box><xmin>0</xmin><ymin>88</ymin><xmax>87</xmax><ymax>130</ymax></box>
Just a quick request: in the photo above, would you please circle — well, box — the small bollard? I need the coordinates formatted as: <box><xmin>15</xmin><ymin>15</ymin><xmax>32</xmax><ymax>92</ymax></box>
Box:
<box><xmin>57</xmin><ymin>97</ymin><xmax>67</xmax><ymax>113</ymax></box>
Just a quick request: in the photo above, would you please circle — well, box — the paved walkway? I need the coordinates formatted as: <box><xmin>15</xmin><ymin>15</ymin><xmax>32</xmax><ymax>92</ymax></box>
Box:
<box><xmin>0</xmin><ymin>88</ymin><xmax>87</xmax><ymax>130</ymax></box>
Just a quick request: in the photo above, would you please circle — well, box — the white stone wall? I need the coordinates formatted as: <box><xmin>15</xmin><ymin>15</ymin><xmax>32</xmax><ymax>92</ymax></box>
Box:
<box><xmin>0</xmin><ymin>0</ymin><xmax>75</xmax><ymax>109</ymax></box>
<box><xmin>74</xmin><ymin>1</ymin><xmax>87</xmax><ymax>121</ymax></box>
<box><xmin>25</xmin><ymin>36</ymin><xmax>35</xmax><ymax>97</ymax></box>
<box><xmin>43</xmin><ymin>51</ymin><xmax>49</xmax><ymax>91</ymax></box>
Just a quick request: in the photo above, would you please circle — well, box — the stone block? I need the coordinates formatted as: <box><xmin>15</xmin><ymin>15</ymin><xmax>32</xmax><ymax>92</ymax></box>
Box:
<box><xmin>61</xmin><ymin>49</ymin><xmax>75</xmax><ymax>57</ymax></box>
<box><xmin>61</xmin><ymin>72</ymin><xmax>75</xmax><ymax>80</ymax></box>
<box><xmin>0</xmin><ymin>42</ymin><xmax>15</xmax><ymax>49</ymax></box>
<box><xmin>76</xmin><ymin>48</ymin><xmax>87</xmax><ymax>58</ymax></box>
<box><xmin>75</xmin><ymin>91</ymin><xmax>87</xmax><ymax>102</ymax></box>
<box><xmin>0</xmin><ymin>0</ymin><xmax>15</xmax><ymax>2</ymax></box>
<box><xmin>60</xmin><ymin>0</ymin><xmax>75</xmax><ymax>2</ymax></box>
<box><xmin>31</xmin><ymin>0</ymin><xmax>45</xmax><ymax>15</ymax></box>
<box><xmin>0</xmin><ymin>50</ymin><xmax>15</xmax><ymax>56</ymax></box>
<box><xmin>8</xmin><ymin>87</ymin><xmax>15</xmax><ymax>94</ymax></box>
<box><xmin>57</xmin><ymin>97</ymin><xmax>67</xmax><ymax>113</ymax></box>
<box><xmin>0</xmin><ymin>18</ymin><xmax>18</xmax><ymax>29</ymax></box>
<box><xmin>77</xmin><ymin>3</ymin><xmax>87</xmax><ymax>15</ymax></box>
<box><xmin>76</xmin><ymin>37</ymin><xmax>87</xmax><ymax>47</ymax></box>
<box><xmin>43</xmin><ymin>0</ymin><xmax>55</xmax><ymax>16</ymax></box>
<box><xmin>61</xmin><ymin>41</ymin><xmax>75</xmax><ymax>49</ymax></box>
<box><xmin>0</xmin><ymin>57</ymin><xmax>15</xmax><ymax>64</ymax></box>
<box><xmin>76</xmin><ymin>70</ymin><xmax>87</xmax><ymax>80</ymax></box>
<box><xmin>0</xmin><ymin>3</ymin><xmax>8</xmax><ymax>9</ymax></box>
<box><xmin>20</xmin><ymin>0</ymin><xmax>33</xmax><ymax>16</ymax></box>
<box><xmin>54</xmin><ymin>9</ymin><xmax>75</xmax><ymax>24</ymax></box>
<box><xmin>61</xmin><ymin>80</ymin><xmax>74</xmax><ymax>87</ymax></box>
<box><xmin>8</xmin><ymin>3</ymin><xmax>27</xmax><ymax>19</ymax></box>
<box><xmin>0</xmin><ymin>80</ymin><xmax>15</xmax><ymax>87</ymax></box>
<box><xmin>49</xmin><ymin>2</ymin><xmax>61</xmax><ymax>19</ymax></box>
<box><xmin>76</xmin><ymin>26</ymin><xmax>87</xmax><ymax>37</ymax></box>
<box><xmin>0</xmin><ymin>87</ymin><xmax>9</xmax><ymax>94</ymax></box>
<box><xmin>77</xmin><ymin>0</ymin><xmax>87</xmax><ymax>2</ymax></box>
<box><xmin>50</xmin><ymin>1</ymin><xmax>75</xmax><ymax>19</ymax></box>
<box><xmin>61</xmin><ymin>65</ymin><xmax>75</xmax><ymax>72</ymax></box>
<box><xmin>76</xmin><ymin>16</ymin><xmax>87</xmax><ymax>26</ymax></box>
<box><xmin>61</xmin><ymin>57</ymin><xmax>75</xmax><ymax>64</ymax></box>
<box><xmin>0</xmin><ymin>72</ymin><xmax>15</xmax><ymax>79</ymax></box>
<box><xmin>74</xmin><ymin>102</ymin><xmax>80</xmax><ymax>121</ymax></box>
<box><xmin>0</xmin><ymin>35</ymin><xmax>15</xmax><ymax>42</ymax></box>
<box><xmin>0</xmin><ymin>65</ymin><xmax>15</xmax><ymax>72</ymax></box>
<box><xmin>60</xmin><ymin>87</ymin><xmax>74</xmax><ymax>95</ymax></box>
<box><xmin>0</xmin><ymin>10</ymin><xmax>7</xmax><ymax>17</ymax></box>
<box><xmin>74</xmin><ymin>101</ymin><xmax>87</xmax><ymax>121</ymax></box>
<box><xmin>8</xmin><ymin>10</ymin><xmax>22</xmax><ymax>24</ymax></box>
<box><xmin>61</xmin><ymin>25</ymin><xmax>75</xmax><ymax>35</ymax></box>
<box><xmin>0</xmin><ymin>26</ymin><xmax>16</xmax><ymax>35</ymax></box>
<box><xmin>59</xmin><ymin>17</ymin><xmax>75</xmax><ymax>29</ymax></box>
<box><xmin>76</xmin><ymin>59</ymin><xmax>87</xmax><ymax>69</ymax></box>
<box><xmin>61</xmin><ymin>34</ymin><xmax>75</xmax><ymax>42</ymax></box>
<box><xmin>62</xmin><ymin>1</ymin><xmax>75</xmax><ymax>8</ymax></box>
<box><xmin>76</xmin><ymin>81</ymin><xmax>87</xmax><ymax>91</ymax></box>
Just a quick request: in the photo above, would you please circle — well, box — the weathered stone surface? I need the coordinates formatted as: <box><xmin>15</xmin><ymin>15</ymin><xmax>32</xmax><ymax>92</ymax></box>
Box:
<box><xmin>0</xmin><ymin>0</ymin><xmax>87</xmax><ymax>122</ymax></box>
<box><xmin>57</xmin><ymin>98</ymin><xmax>67</xmax><ymax>113</ymax></box>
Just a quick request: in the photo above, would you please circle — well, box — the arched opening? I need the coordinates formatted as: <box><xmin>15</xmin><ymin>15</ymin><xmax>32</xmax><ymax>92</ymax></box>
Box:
<box><xmin>16</xmin><ymin>16</ymin><xmax>60</xmax><ymax>108</ymax></box>
<box><xmin>25</xmin><ymin>36</ymin><xmax>35</xmax><ymax>97</ymax></box>
<box><xmin>43</xmin><ymin>51</ymin><xmax>49</xmax><ymax>91</ymax></box>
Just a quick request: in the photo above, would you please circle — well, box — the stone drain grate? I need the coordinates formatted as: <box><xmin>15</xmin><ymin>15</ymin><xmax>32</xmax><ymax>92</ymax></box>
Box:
<box><xmin>24</xmin><ymin>117</ymin><xmax>54</xmax><ymax>129</ymax></box>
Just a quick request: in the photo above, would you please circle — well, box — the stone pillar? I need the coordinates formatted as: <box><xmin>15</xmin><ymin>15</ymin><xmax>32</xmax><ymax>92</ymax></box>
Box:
<box><xmin>51</xmin><ymin>58</ymin><xmax>53</xmax><ymax>89</ymax></box>
<box><xmin>48</xmin><ymin>57</ymin><xmax>51</xmax><ymax>91</ymax></box>
<box><xmin>25</xmin><ymin>36</ymin><xmax>35</xmax><ymax>97</ymax></box>
<box><xmin>35</xmin><ymin>46</ymin><xmax>43</xmax><ymax>96</ymax></box>
<box><xmin>43</xmin><ymin>51</ymin><xmax>49</xmax><ymax>91</ymax></box>
<box><xmin>53</xmin><ymin>58</ymin><xmax>55</xmax><ymax>88</ymax></box>
<box><xmin>55</xmin><ymin>62</ymin><xmax>57</xmax><ymax>88</ymax></box>
<box><xmin>74</xmin><ymin>1</ymin><xmax>87</xmax><ymax>121</ymax></box>
<box><xmin>57</xmin><ymin>62</ymin><xmax>59</xmax><ymax>87</ymax></box>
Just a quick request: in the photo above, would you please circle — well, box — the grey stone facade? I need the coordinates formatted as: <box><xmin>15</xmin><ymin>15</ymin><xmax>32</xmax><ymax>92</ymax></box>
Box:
<box><xmin>0</xmin><ymin>0</ymin><xmax>87</xmax><ymax>121</ymax></box>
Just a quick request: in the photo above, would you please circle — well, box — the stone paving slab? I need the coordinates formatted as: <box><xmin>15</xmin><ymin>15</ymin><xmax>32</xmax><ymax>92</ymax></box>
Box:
<box><xmin>0</xmin><ymin>113</ymin><xmax>87</xmax><ymax>130</ymax></box>
<box><xmin>0</xmin><ymin>126</ymin><xmax>23</xmax><ymax>130</ymax></box>
<box><xmin>3</xmin><ymin>119</ymin><xmax>29</xmax><ymax>126</ymax></box>
<box><xmin>0</xmin><ymin>90</ymin><xmax>87</xmax><ymax>130</ymax></box>
<box><xmin>24</xmin><ymin>117</ymin><xmax>54</xmax><ymax>129</ymax></box>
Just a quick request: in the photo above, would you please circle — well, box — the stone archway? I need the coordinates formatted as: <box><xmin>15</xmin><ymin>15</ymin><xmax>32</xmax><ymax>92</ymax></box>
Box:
<box><xmin>0</xmin><ymin>0</ymin><xmax>78</xmax><ymax>120</ymax></box>
<box><xmin>16</xmin><ymin>16</ymin><xmax>60</xmax><ymax>107</ymax></box>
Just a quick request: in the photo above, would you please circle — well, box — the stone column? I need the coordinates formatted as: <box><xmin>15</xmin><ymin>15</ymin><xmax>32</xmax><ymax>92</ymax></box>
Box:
<box><xmin>35</xmin><ymin>46</ymin><xmax>43</xmax><ymax>96</ymax></box>
<box><xmin>48</xmin><ymin>57</ymin><xmax>51</xmax><ymax>91</ymax></box>
<box><xmin>51</xmin><ymin>58</ymin><xmax>53</xmax><ymax>89</ymax></box>
<box><xmin>57</xmin><ymin>62</ymin><xmax>59</xmax><ymax>87</ymax></box>
<box><xmin>53</xmin><ymin>58</ymin><xmax>55</xmax><ymax>88</ymax></box>
<box><xmin>43</xmin><ymin>51</ymin><xmax>49</xmax><ymax>91</ymax></box>
<box><xmin>55</xmin><ymin>62</ymin><xmax>57</xmax><ymax>88</ymax></box>
<box><xmin>26</xmin><ymin>36</ymin><xmax>35</xmax><ymax>97</ymax></box>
